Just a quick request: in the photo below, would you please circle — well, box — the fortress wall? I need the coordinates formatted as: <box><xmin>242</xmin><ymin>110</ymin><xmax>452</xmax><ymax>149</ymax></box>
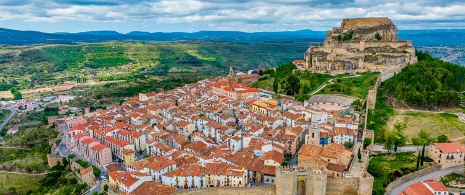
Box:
<box><xmin>326</xmin><ymin>177</ymin><xmax>359</xmax><ymax>195</ymax></box>
<box><xmin>359</xmin><ymin>174</ymin><xmax>374</xmax><ymax>195</ymax></box>
<box><xmin>342</xmin><ymin>18</ymin><xmax>391</xmax><ymax>29</ymax></box>
<box><xmin>174</xmin><ymin>185</ymin><xmax>276</xmax><ymax>195</ymax></box>
<box><xmin>364</xmin><ymin>41</ymin><xmax>413</xmax><ymax>49</ymax></box>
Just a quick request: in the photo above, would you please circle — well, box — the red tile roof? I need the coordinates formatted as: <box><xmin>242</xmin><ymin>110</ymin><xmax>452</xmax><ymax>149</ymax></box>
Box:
<box><xmin>433</xmin><ymin>143</ymin><xmax>465</xmax><ymax>153</ymax></box>
<box><xmin>80</xmin><ymin>166</ymin><xmax>93</xmax><ymax>176</ymax></box>
<box><xmin>129</xmin><ymin>181</ymin><xmax>176</xmax><ymax>195</ymax></box>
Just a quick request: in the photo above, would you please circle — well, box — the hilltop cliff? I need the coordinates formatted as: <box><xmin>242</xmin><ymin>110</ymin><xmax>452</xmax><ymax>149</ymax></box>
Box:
<box><xmin>304</xmin><ymin>17</ymin><xmax>417</xmax><ymax>75</ymax></box>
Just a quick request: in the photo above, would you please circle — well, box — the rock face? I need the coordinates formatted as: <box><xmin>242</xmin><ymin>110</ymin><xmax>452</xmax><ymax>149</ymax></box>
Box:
<box><xmin>304</xmin><ymin>17</ymin><xmax>417</xmax><ymax>75</ymax></box>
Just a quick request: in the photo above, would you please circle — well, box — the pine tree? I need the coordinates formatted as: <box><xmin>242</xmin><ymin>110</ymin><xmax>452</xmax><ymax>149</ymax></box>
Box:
<box><xmin>416</xmin><ymin>150</ymin><xmax>421</xmax><ymax>169</ymax></box>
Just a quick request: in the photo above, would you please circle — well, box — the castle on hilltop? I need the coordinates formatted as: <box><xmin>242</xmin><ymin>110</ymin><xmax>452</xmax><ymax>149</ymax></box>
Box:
<box><xmin>303</xmin><ymin>17</ymin><xmax>417</xmax><ymax>75</ymax></box>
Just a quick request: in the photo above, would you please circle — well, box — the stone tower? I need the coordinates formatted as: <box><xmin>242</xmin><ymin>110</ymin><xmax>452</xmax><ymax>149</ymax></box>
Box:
<box><xmin>227</xmin><ymin>65</ymin><xmax>236</xmax><ymax>83</ymax></box>
<box><xmin>367</xmin><ymin>90</ymin><xmax>377</xmax><ymax>110</ymax></box>
<box><xmin>275</xmin><ymin>166</ymin><xmax>298</xmax><ymax>195</ymax></box>
<box><xmin>304</xmin><ymin>165</ymin><xmax>327</xmax><ymax>195</ymax></box>
<box><xmin>306</xmin><ymin>121</ymin><xmax>320</xmax><ymax>146</ymax></box>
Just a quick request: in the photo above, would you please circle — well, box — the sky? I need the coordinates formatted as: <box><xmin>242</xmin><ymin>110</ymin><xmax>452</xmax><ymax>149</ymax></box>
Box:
<box><xmin>0</xmin><ymin>0</ymin><xmax>464</xmax><ymax>33</ymax></box>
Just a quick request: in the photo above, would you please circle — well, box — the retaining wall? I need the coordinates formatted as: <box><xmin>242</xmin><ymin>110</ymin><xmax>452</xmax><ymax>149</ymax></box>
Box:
<box><xmin>385</xmin><ymin>164</ymin><xmax>442</xmax><ymax>195</ymax></box>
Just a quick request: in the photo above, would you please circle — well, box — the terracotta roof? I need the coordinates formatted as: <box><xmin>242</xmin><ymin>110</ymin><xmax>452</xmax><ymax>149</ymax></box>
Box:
<box><xmin>400</xmin><ymin>181</ymin><xmax>434</xmax><ymax>195</ymax></box>
<box><xmin>80</xmin><ymin>166</ymin><xmax>93</xmax><ymax>176</ymax></box>
<box><xmin>327</xmin><ymin>163</ymin><xmax>345</xmax><ymax>173</ymax></box>
<box><xmin>261</xmin><ymin>150</ymin><xmax>284</xmax><ymax>164</ymax></box>
<box><xmin>90</xmin><ymin>144</ymin><xmax>110</xmax><ymax>151</ymax></box>
<box><xmin>130</xmin><ymin>181</ymin><xmax>176</xmax><ymax>195</ymax></box>
<box><xmin>105</xmin><ymin>164</ymin><xmax>124</xmax><ymax>173</ymax></box>
<box><xmin>424</xmin><ymin>180</ymin><xmax>448</xmax><ymax>192</ymax></box>
<box><xmin>433</xmin><ymin>143</ymin><xmax>465</xmax><ymax>153</ymax></box>
<box><xmin>299</xmin><ymin>144</ymin><xmax>323</xmax><ymax>156</ymax></box>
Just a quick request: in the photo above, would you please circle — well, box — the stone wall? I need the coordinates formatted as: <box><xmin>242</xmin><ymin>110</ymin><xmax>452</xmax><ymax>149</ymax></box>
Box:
<box><xmin>385</xmin><ymin>164</ymin><xmax>442</xmax><ymax>195</ymax></box>
<box><xmin>326</xmin><ymin>177</ymin><xmax>359</xmax><ymax>195</ymax></box>
<box><xmin>174</xmin><ymin>185</ymin><xmax>276</xmax><ymax>195</ymax></box>
<box><xmin>342</xmin><ymin>18</ymin><xmax>392</xmax><ymax>29</ymax></box>
<box><xmin>47</xmin><ymin>154</ymin><xmax>63</xmax><ymax>168</ymax></box>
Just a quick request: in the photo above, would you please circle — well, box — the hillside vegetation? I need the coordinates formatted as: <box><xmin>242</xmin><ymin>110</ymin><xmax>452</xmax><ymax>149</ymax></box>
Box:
<box><xmin>0</xmin><ymin>41</ymin><xmax>310</xmax><ymax>94</ymax></box>
<box><xmin>383</xmin><ymin>51</ymin><xmax>465</xmax><ymax>109</ymax></box>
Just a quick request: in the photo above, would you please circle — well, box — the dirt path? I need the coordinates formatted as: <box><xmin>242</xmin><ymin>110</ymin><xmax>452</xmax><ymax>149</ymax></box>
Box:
<box><xmin>0</xmin><ymin>170</ymin><xmax>49</xmax><ymax>175</ymax></box>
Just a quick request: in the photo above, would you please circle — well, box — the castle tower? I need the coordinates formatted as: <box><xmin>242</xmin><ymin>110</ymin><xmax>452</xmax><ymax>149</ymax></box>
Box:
<box><xmin>275</xmin><ymin>166</ymin><xmax>298</xmax><ymax>195</ymax></box>
<box><xmin>304</xmin><ymin>165</ymin><xmax>328</xmax><ymax>195</ymax></box>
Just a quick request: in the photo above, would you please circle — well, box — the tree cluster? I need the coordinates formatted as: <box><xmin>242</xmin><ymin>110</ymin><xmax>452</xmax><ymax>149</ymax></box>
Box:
<box><xmin>384</xmin><ymin>51</ymin><xmax>465</xmax><ymax>109</ymax></box>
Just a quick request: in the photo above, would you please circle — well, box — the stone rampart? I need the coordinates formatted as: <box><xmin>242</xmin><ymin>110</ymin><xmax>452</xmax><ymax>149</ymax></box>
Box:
<box><xmin>385</xmin><ymin>164</ymin><xmax>442</xmax><ymax>195</ymax></box>
<box><xmin>342</xmin><ymin>18</ymin><xmax>392</xmax><ymax>29</ymax></box>
<box><xmin>174</xmin><ymin>185</ymin><xmax>276</xmax><ymax>195</ymax></box>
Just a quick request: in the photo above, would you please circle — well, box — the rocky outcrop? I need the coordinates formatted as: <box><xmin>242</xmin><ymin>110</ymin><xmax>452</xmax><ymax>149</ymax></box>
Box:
<box><xmin>304</xmin><ymin>17</ymin><xmax>417</xmax><ymax>75</ymax></box>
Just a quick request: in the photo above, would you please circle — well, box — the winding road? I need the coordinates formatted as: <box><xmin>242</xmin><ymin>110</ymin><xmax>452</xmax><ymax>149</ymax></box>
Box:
<box><xmin>389</xmin><ymin>166</ymin><xmax>463</xmax><ymax>195</ymax></box>
<box><xmin>0</xmin><ymin>108</ymin><xmax>16</xmax><ymax>138</ymax></box>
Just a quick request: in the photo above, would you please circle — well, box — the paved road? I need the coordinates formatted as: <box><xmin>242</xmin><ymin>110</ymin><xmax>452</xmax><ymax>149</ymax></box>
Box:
<box><xmin>0</xmin><ymin>108</ymin><xmax>16</xmax><ymax>129</ymax></box>
<box><xmin>87</xmin><ymin>181</ymin><xmax>102</xmax><ymax>195</ymax></box>
<box><xmin>390</xmin><ymin>166</ymin><xmax>463</xmax><ymax>195</ymax></box>
<box><xmin>0</xmin><ymin>108</ymin><xmax>16</xmax><ymax>139</ymax></box>
<box><xmin>373</xmin><ymin>144</ymin><xmax>425</xmax><ymax>153</ymax></box>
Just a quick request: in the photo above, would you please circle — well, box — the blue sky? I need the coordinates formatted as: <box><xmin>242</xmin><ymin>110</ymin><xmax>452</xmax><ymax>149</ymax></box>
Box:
<box><xmin>0</xmin><ymin>0</ymin><xmax>464</xmax><ymax>33</ymax></box>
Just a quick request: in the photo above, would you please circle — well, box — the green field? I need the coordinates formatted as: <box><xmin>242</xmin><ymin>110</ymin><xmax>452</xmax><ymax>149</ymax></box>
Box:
<box><xmin>317</xmin><ymin>72</ymin><xmax>379</xmax><ymax>99</ymax></box>
<box><xmin>0</xmin><ymin>173</ymin><xmax>45</xmax><ymax>194</ymax></box>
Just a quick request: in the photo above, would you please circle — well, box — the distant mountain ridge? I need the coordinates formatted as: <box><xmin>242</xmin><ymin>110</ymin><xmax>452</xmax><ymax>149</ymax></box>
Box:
<box><xmin>0</xmin><ymin>27</ymin><xmax>464</xmax><ymax>46</ymax></box>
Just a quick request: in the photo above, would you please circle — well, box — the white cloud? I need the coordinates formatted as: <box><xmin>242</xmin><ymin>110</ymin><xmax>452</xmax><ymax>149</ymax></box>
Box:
<box><xmin>0</xmin><ymin>0</ymin><xmax>463</xmax><ymax>32</ymax></box>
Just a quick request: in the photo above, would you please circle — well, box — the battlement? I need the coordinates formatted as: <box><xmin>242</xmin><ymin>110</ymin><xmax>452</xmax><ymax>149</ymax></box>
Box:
<box><xmin>341</xmin><ymin>17</ymin><xmax>392</xmax><ymax>29</ymax></box>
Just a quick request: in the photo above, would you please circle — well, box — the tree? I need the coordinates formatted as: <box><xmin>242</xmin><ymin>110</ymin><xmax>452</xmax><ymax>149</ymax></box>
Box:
<box><xmin>343</xmin><ymin>142</ymin><xmax>354</xmax><ymax>148</ymax></box>
<box><xmin>358</xmin><ymin>147</ymin><xmax>362</xmax><ymax>162</ymax></box>
<box><xmin>282</xmin><ymin>75</ymin><xmax>300</xmax><ymax>95</ymax></box>
<box><xmin>272</xmin><ymin>78</ymin><xmax>279</xmax><ymax>93</ymax></box>
<box><xmin>92</xmin><ymin>166</ymin><xmax>101</xmax><ymax>177</ymax></box>
<box><xmin>384</xmin><ymin>130</ymin><xmax>405</xmax><ymax>153</ymax></box>
<box><xmin>416</xmin><ymin>150</ymin><xmax>421</xmax><ymax>169</ymax></box>
<box><xmin>412</xmin><ymin>129</ymin><xmax>434</xmax><ymax>146</ymax></box>
<box><xmin>437</xmin><ymin>134</ymin><xmax>450</xmax><ymax>143</ymax></box>
<box><xmin>68</xmin><ymin>153</ymin><xmax>76</xmax><ymax>159</ymax></box>
<box><xmin>421</xmin><ymin>144</ymin><xmax>426</xmax><ymax>166</ymax></box>
<box><xmin>104</xmin><ymin>184</ymin><xmax>109</xmax><ymax>192</ymax></box>
<box><xmin>375</xmin><ymin>32</ymin><xmax>382</xmax><ymax>41</ymax></box>
<box><xmin>351</xmin><ymin>99</ymin><xmax>363</xmax><ymax>111</ymax></box>
<box><xmin>302</xmin><ymin>84</ymin><xmax>311</xmax><ymax>94</ymax></box>
<box><xmin>363</xmin><ymin>137</ymin><xmax>372</xmax><ymax>149</ymax></box>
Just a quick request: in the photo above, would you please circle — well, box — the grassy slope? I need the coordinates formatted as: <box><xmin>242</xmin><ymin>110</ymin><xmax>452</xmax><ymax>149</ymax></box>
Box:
<box><xmin>317</xmin><ymin>72</ymin><xmax>379</xmax><ymax>99</ymax></box>
<box><xmin>388</xmin><ymin>112</ymin><xmax>465</xmax><ymax>143</ymax></box>
<box><xmin>0</xmin><ymin>173</ymin><xmax>45</xmax><ymax>194</ymax></box>
<box><xmin>251</xmin><ymin>70</ymin><xmax>332</xmax><ymax>93</ymax></box>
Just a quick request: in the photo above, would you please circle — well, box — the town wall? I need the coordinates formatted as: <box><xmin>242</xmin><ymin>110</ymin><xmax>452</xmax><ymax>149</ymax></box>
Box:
<box><xmin>174</xmin><ymin>185</ymin><xmax>276</xmax><ymax>195</ymax></box>
<box><xmin>326</xmin><ymin>177</ymin><xmax>359</xmax><ymax>195</ymax></box>
<box><xmin>385</xmin><ymin>164</ymin><xmax>442</xmax><ymax>195</ymax></box>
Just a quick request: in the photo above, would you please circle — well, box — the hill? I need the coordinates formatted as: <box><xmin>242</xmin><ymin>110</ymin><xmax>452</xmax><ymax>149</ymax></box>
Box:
<box><xmin>0</xmin><ymin>41</ymin><xmax>311</xmax><ymax>96</ymax></box>
<box><xmin>383</xmin><ymin>51</ymin><xmax>465</xmax><ymax>109</ymax></box>
<box><xmin>1</xmin><ymin>27</ymin><xmax>465</xmax><ymax>46</ymax></box>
